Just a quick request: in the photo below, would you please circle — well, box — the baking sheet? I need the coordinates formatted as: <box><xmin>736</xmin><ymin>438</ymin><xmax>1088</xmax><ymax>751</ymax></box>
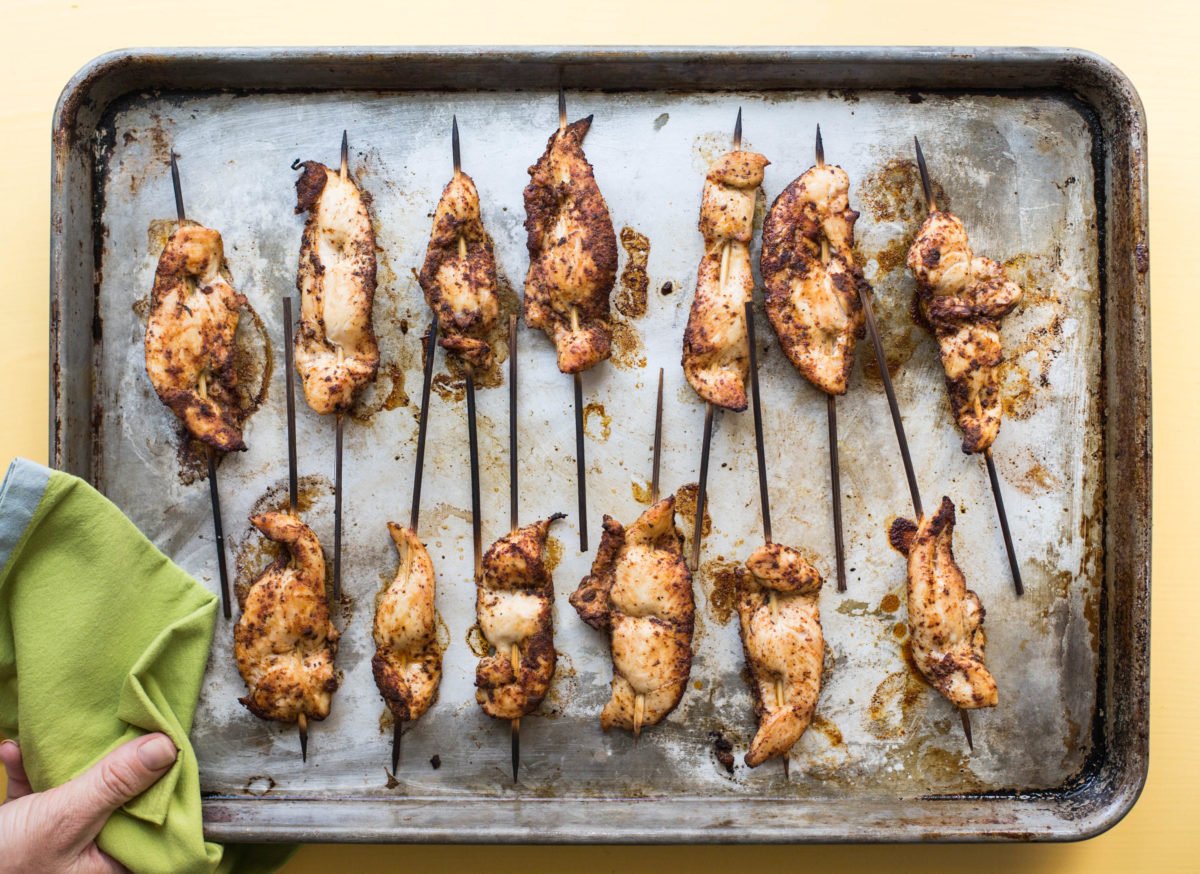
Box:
<box><xmin>90</xmin><ymin>87</ymin><xmax>1101</xmax><ymax>806</ymax></box>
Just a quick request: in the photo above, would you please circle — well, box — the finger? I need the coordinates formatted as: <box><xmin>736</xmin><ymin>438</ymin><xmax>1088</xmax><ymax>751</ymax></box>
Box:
<box><xmin>77</xmin><ymin>843</ymin><xmax>131</xmax><ymax>874</ymax></box>
<box><xmin>53</xmin><ymin>733</ymin><xmax>177</xmax><ymax>842</ymax></box>
<box><xmin>0</xmin><ymin>739</ymin><xmax>34</xmax><ymax>801</ymax></box>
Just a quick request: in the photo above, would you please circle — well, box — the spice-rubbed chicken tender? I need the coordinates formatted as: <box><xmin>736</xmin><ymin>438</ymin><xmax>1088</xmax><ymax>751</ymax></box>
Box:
<box><xmin>682</xmin><ymin>149</ymin><xmax>769</xmax><ymax>411</ymax></box>
<box><xmin>144</xmin><ymin>223</ymin><xmax>248</xmax><ymax>452</ymax></box>
<box><xmin>293</xmin><ymin>160</ymin><xmax>380</xmax><ymax>415</ymax></box>
<box><xmin>737</xmin><ymin>543</ymin><xmax>825</xmax><ymax>767</ymax></box>
<box><xmin>523</xmin><ymin>117</ymin><xmax>618</xmax><ymax>374</ymax></box>
<box><xmin>419</xmin><ymin>170</ymin><xmax>500</xmax><ymax>370</ymax></box>
<box><xmin>760</xmin><ymin>163</ymin><xmax>866</xmax><ymax>396</ymax></box>
<box><xmin>889</xmin><ymin>497</ymin><xmax>998</xmax><ymax>710</ymax></box>
<box><xmin>570</xmin><ymin>497</ymin><xmax>694</xmax><ymax>733</ymax></box>
<box><xmin>475</xmin><ymin>515</ymin><xmax>564</xmax><ymax>720</ymax></box>
<box><xmin>372</xmin><ymin>522</ymin><xmax>443</xmax><ymax>724</ymax></box>
<box><xmin>234</xmin><ymin>512</ymin><xmax>339</xmax><ymax>724</ymax></box>
<box><xmin>907</xmin><ymin>211</ymin><xmax>1022</xmax><ymax>454</ymax></box>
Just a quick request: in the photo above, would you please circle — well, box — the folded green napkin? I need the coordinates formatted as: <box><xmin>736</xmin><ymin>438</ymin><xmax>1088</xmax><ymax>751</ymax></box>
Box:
<box><xmin>0</xmin><ymin>458</ymin><xmax>295</xmax><ymax>874</ymax></box>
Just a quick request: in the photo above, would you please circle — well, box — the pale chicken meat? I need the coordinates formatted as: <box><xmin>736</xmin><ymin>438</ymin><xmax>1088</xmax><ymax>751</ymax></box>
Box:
<box><xmin>569</xmin><ymin>497</ymin><xmax>694</xmax><ymax>733</ymax></box>
<box><xmin>523</xmin><ymin>117</ymin><xmax>618</xmax><ymax>374</ymax></box>
<box><xmin>372</xmin><ymin>522</ymin><xmax>443</xmax><ymax>724</ymax></box>
<box><xmin>144</xmin><ymin>223</ymin><xmax>248</xmax><ymax>452</ymax></box>
<box><xmin>234</xmin><ymin>512</ymin><xmax>339</xmax><ymax>723</ymax></box>
<box><xmin>293</xmin><ymin>160</ymin><xmax>380</xmax><ymax>415</ymax></box>
<box><xmin>889</xmin><ymin>497</ymin><xmax>998</xmax><ymax>710</ymax></box>
<box><xmin>418</xmin><ymin>170</ymin><xmax>500</xmax><ymax>369</ymax></box>
<box><xmin>907</xmin><ymin>211</ymin><xmax>1022</xmax><ymax>453</ymax></box>
<box><xmin>682</xmin><ymin>149</ymin><xmax>769</xmax><ymax>411</ymax></box>
<box><xmin>737</xmin><ymin>543</ymin><xmax>825</xmax><ymax>767</ymax></box>
<box><xmin>760</xmin><ymin>164</ymin><xmax>867</xmax><ymax>396</ymax></box>
<box><xmin>475</xmin><ymin>515</ymin><xmax>564</xmax><ymax>720</ymax></box>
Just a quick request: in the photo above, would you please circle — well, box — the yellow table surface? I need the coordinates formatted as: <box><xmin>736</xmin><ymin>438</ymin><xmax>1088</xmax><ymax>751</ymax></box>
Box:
<box><xmin>2</xmin><ymin>1</ymin><xmax>1193</xmax><ymax>871</ymax></box>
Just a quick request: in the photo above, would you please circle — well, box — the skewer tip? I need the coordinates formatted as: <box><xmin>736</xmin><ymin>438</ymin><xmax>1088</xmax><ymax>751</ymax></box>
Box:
<box><xmin>511</xmin><ymin>718</ymin><xmax>521</xmax><ymax>782</ymax></box>
<box><xmin>558</xmin><ymin>81</ymin><xmax>567</xmax><ymax>130</ymax></box>
<box><xmin>298</xmin><ymin>714</ymin><xmax>309</xmax><ymax>763</ymax></box>
<box><xmin>452</xmin><ymin>115</ymin><xmax>461</xmax><ymax>174</ymax></box>
<box><xmin>782</xmin><ymin>755</ymin><xmax>790</xmax><ymax>781</ymax></box>
<box><xmin>340</xmin><ymin>130</ymin><xmax>349</xmax><ymax>178</ymax></box>
<box><xmin>959</xmin><ymin>708</ymin><xmax>974</xmax><ymax>752</ymax></box>
<box><xmin>815</xmin><ymin>124</ymin><xmax>824</xmax><ymax>167</ymax></box>
<box><xmin>392</xmin><ymin>721</ymin><xmax>402</xmax><ymax>773</ymax></box>
<box><xmin>169</xmin><ymin>151</ymin><xmax>186</xmax><ymax>224</ymax></box>
<box><xmin>733</xmin><ymin>107</ymin><xmax>743</xmax><ymax>149</ymax></box>
<box><xmin>913</xmin><ymin>135</ymin><xmax>936</xmax><ymax>213</ymax></box>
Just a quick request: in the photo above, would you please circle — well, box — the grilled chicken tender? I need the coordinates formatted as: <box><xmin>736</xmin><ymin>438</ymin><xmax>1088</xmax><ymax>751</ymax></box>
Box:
<box><xmin>570</xmin><ymin>497</ymin><xmax>694</xmax><ymax>733</ymax></box>
<box><xmin>475</xmin><ymin>515</ymin><xmax>564</xmax><ymax>720</ymax></box>
<box><xmin>761</xmin><ymin>164</ymin><xmax>867</xmax><ymax>396</ymax></box>
<box><xmin>234</xmin><ymin>512</ymin><xmax>339</xmax><ymax>723</ymax></box>
<box><xmin>293</xmin><ymin>160</ymin><xmax>380</xmax><ymax>415</ymax></box>
<box><xmin>737</xmin><ymin>543</ymin><xmax>825</xmax><ymax>767</ymax></box>
<box><xmin>907</xmin><ymin>211</ymin><xmax>1022</xmax><ymax>453</ymax></box>
<box><xmin>145</xmin><ymin>223</ymin><xmax>248</xmax><ymax>452</ymax></box>
<box><xmin>523</xmin><ymin>117</ymin><xmax>618</xmax><ymax>374</ymax></box>
<box><xmin>418</xmin><ymin>170</ymin><xmax>500</xmax><ymax>369</ymax></box>
<box><xmin>889</xmin><ymin>497</ymin><xmax>998</xmax><ymax>710</ymax></box>
<box><xmin>682</xmin><ymin>149</ymin><xmax>769</xmax><ymax>411</ymax></box>
<box><xmin>372</xmin><ymin>523</ymin><xmax>443</xmax><ymax>724</ymax></box>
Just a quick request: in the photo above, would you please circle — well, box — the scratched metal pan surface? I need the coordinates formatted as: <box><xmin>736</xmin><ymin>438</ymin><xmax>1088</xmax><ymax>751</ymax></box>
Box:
<box><xmin>49</xmin><ymin>47</ymin><xmax>1149</xmax><ymax>843</ymax></box>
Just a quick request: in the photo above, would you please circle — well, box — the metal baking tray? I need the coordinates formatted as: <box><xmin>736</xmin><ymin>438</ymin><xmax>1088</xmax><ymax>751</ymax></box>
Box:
<box><xmin>49</xmin><ymin>47</ymin><xmax>1150</xmax><ymax>843</ymax></box>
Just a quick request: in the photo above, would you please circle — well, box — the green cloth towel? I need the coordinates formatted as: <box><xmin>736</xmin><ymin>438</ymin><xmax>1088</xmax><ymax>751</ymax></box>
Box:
<box><xmin>0</xmin><ymin>458</ymin><xmax>296</xmax><ymax>874</ymax></box>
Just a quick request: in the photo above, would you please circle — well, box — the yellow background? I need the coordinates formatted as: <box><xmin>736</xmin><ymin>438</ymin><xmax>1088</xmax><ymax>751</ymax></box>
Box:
<box><xmin>1</xmin><ymin>1</ymin><xmax>1192</xmax><ymax>871</ymax></box>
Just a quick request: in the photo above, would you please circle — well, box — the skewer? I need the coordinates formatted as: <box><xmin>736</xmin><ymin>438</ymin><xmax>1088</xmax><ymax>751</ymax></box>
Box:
<box><xmin>411</xmin><ymin>317</ymin><xmax>440</xmax><ymax>532</ymax></box>
<box><xmin>333</xmin><ymin>412</ymin><xmax>344</xmax><ymax>602</ymax></box>
<box><xmin>557</xmin><ymin>83</ymin><xmax>591</xmax><ymax>552</ymax></box>
<box><xmin>631</xmin><ymin>367</ymin><xmax>668</xmax><ymax>742</ymax></box>
<box><xmin>814</xmin><ymin>125</ymin><xmax>848</xmax><ymax>592</ymax></box>
<box><xmin>283</xmin><ymin>298</ymin><xmax>299</xmax><ymax>513</ymax></box>
<box><xmin>508</xmin><ymin>312</ymin><xmax>521</xmax><ymax>782</ymax></box>
<box><xmin>690</xmin><ymin>108</ymin><xmax>742</xmax><ymax>571</ymax></box>
<box><xmin>170</xmin><ymin>152</ymin><xmax>232</xmax><ymax>620</ymax></box>
<box><xmin>913</xmin><ymin>137</ymin><xmax>1022</xmax><ymax>597</ymax></box>
<box><xmin>281</xmin><ymin>298</ymin><xmax>309</xmax><ymax>760</ymax></box>
<box><xmin>329</xmin><ymin>131</ymin><xmax>353</xmax><ymax>604</ymax></box>
<box><xmin>466</xmin><ymin>365</ymin><xmax>483</xmax><ymax>580</ymax></box>
<box><xmin>745</xmin><ymin>301</ymin><xmax>790</xmax><ymax>780</ymax></box>
<box><xmin>384</xmin><ymin>316</ymin><xmax>441</xmax><ymax>773</ymax></box>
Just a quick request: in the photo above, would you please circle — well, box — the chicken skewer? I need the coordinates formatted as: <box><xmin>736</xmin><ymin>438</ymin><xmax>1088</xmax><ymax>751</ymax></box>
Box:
<box><xmin>760</xmin><ymin>125</ymin><xmax>866</xmax><ymax>591</ymax></box>
<box><xmin>570</xmin><ymin>369</ymin><xmax>695</xmax><ymax>739</ymax></box>
<box><xmin>523</xmin><ymin>85</ymin><xmax>619</xmax><ymax>552</ymax></box>
<box><xmin>909</xmin><ymin>138</ymin><xmax>1024</xmax><ymax>596</ymax></box>
<box><xmin>372</xmin><ymin>317</ymin><xmax>443</xmax><ymax>772</ymax></box>
<box><xmin>145</xmin><ymin>153</ymin><xmax>242</xmax><ymax>618</ymax></box>
<box><xmin>683</xmin><ymin>108</ymin><xmax>769</xmax><ymax>570</ymax></box>
<box><xmin>742</xmin><ymin>300</ymin><xmax>826</xmax><ymax>778</ymax></box>
<box><xmin>293</xmin><ymin>131</ymin><xmax>381</xmax><ymax>602</ymax></box>
<box><xmin>419</xmin><ymin>116</ymin><xmax>501</xmax><ymax>574</ymax></box>
<box><xmin>474</xmin><ymin>315</ymin><xmax>564</xmax><ymax>781</ymax></box>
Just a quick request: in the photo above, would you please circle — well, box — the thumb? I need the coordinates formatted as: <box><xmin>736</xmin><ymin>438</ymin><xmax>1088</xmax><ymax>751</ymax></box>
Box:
<box><xmin>53</xmin><ymin>733</ymin><xmax>177</xmax><ymax>841</ymax></box>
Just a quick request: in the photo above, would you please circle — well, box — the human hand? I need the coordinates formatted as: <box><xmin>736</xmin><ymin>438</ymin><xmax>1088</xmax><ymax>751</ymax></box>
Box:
<box><xmin>0</xmin><ymin>733</ymin><xmax>177</xmax><ymax>874</ymax></box>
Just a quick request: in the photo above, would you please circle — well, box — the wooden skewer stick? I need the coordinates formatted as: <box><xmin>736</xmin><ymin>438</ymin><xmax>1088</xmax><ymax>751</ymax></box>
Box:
<box><xmin>281</xmin><ymin>297</ymin><xmax>310</xmax><ymax>762</ymax></box>
<box><xmin>283</xmin><ymin>298</ymin><xmax>299</xmax><ymax>514</ymax></box>
<box><xmin>913</xmin><ymin>137</ymin><xmax>1022</xmax><ymax>598</ymax></box>
<box><xmin>384</xmin><ymin>316</ymin><xmax>441</xmax><ymax>773</ymax></box>
<box><xmin>340</xmin><ymin>129</ymin><xmax>349</xmax><ymax>182</ymax></box>
<box><xmin>632</xmin><ymin>367</ymin><xmax>667</xmax><ymax>741</ymax></box>
<box><xmin>333</xmin><ymin>412</ymin><xmax>344</xmax><ymax>602</ymax></box>
<box><xmin>690</xmin><ymin>108</ymin><xmax>743</xmax><ymax>572</ymax></box>
<box><xmin>557</xmin><ymin>84</ymin><xmax>591</xmax><ymax>552</ymax></box>
<box><xmin>508</xmin><ymin>312</ymin><xmax>521</xmax><ymax>782</ymax></box>
<box><xmin>815</xmin><ymin>126</ymin><xmax>848</xmax><ymax>593</ymax></box>
<box><xmin>170</xmin><ymin>152</ymin><xmax>232</xmax><ymax>620</ymax></box>
<box><xmin>745</xmin><ymin>300</ymin><xmax>790</xmax><ymax>779</ymax></box>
